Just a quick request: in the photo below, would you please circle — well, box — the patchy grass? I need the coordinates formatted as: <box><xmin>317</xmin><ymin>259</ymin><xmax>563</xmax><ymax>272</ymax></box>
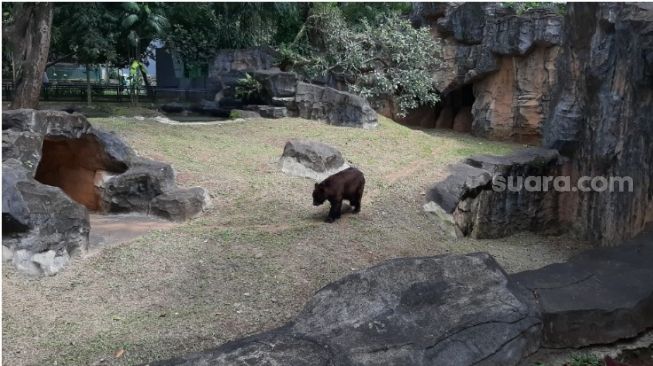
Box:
<box><xmin>2</xmin><ymin>115</ymin><xmax>590</xmax><ymax>366</ymax></box>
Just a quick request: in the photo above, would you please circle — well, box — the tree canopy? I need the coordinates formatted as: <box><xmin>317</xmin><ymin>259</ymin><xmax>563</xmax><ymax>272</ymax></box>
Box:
<box><xmin>5</xmin><ymin>2</ymin><xmax>443</xmax><ymax>114</ymax></box>
<box><xmin>48</xmin><ymin>2</ymin><xmax>168</xmax><ymax>68</ymax></box>
<box><xmin>280</xmin><ymin>3</ymin><xmax>441</xmax><ymax>116</ymax></box>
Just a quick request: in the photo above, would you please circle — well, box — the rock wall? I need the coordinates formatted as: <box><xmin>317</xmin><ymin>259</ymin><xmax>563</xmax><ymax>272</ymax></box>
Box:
<box><xmin>207</xmin><ymin>47</ymin><xmax>276</xmax><ymax>94</ymax></box>
<box><xmin>409</xmin><ymin>3</ymin><xmax>563</xmax><ymax>143</ymax></box>
<box><xmin>543</xmin><ymin>3</ymin><xmax>653</xmax><ymax>244</ymax></box>
<box><xmin>203</xmin><ymin>52</ymin><xmax>380</xmax><ymax>128</ymax></box>
<box><xmin>421</xmin><ymin>3</ymin><xmax>652</xmax><ymax>245</ymax></box>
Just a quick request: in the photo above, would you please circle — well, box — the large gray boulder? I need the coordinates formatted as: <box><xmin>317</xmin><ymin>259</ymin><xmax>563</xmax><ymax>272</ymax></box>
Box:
<box><xmin>295</xmin><ymin>82</ymin><xmax>378</xmax><ymax>129</ymax></box>
<box><xmin>150</xmin><ymin>253</ymin><xmax>542</xmax><ymax>366</ymax></box>
<box><xmin>3</xmin><ymin>159</ymin><xmax>89</xmax><ymax>276</ymax></box>
<box><xmin>150</xmin><ymin>187</ymin><xmax>212</xmax><ymax>222</ymax></box>
<box><xmin>97</xmin><ymin>158</ymin><xmax>175</xmax><ymax>213</ymax></box>
<box><xmin>2</xmin><ymin>130</ymin><xmax>44</xmax><ymax>175</ymax></box>
<box><xmin>148</xmin><ymin>231</ymin><xmax>653</xmax><ymax>365</ymax></box>
<box><xmin>511</xmin><ymin>228</ymin><xmax>653</xmax><ymax>348</ymax></box>
<box><xmin>280</xmin><ymin>139</ymin><xmax>349</xmax><ymax>181</ymax></box>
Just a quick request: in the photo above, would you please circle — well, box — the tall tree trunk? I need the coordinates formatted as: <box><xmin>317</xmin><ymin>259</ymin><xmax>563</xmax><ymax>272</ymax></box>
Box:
<box><xmin>86</xmin><ymin>64</ymin><xmax>92</xmax><ymax>106</ymax></box>
<box><xmin>3</xmin><ymin>3</ymin><xmax>54</xmax><ymax>109</ymax></box>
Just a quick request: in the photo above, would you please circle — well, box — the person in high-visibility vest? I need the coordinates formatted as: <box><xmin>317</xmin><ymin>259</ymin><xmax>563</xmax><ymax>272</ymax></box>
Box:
<box><xmin>128</xmin><ymin>60</ymin><xmax>147</xmax><ymax>103</ymax></box>
<box><xmin>129</xmin><ymin>60</ymin><xmax>146</xmax><ymax>85</ymax></box>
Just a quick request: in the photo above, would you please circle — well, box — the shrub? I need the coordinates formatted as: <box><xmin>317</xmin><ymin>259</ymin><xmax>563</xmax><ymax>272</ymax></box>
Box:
<box><xmin>234</xmin><ymin>73</ymin><xmax>263</xmax><ymax>102</ymax></box>
<box><xmin>229</xmin><ymin>110</ymin><xmax>242</xmax><ymax>120</ymax></box>
<box><xmin>501</xmin><ymin>2</ymin><xmax>566</xmax><ymax>15</ymax></box>
<box><xmin>279</xmin><ymin>9</ymin><xmax>442</xmax><ymax>117</ymax></box>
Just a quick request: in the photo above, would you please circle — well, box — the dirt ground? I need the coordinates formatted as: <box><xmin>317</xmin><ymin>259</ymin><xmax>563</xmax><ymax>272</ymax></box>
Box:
<box><xmin>2</xmin><ymin>115</ymin><xmax>593</xmax><ymax>365</ymax></box>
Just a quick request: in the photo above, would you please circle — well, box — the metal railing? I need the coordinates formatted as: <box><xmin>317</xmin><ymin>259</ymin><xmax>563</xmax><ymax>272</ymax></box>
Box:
<box><xmin>2</xmin><ymin>82</ymin><xmax>213</xmax><ymax>103</ymax></box>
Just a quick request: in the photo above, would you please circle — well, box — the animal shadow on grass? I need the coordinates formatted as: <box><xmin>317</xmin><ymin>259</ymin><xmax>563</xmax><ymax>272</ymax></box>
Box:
<box><xmin>309</xmin><ymin>203</ymin><xmax>359</xmax><ymax>223</ymax></box>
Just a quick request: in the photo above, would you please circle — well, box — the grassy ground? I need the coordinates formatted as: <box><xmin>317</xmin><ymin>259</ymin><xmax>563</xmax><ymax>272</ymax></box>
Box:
<box><xmin>2</xmin><ymin>115</ymin><xmax>591</xmax><ymax>365</ymax></box>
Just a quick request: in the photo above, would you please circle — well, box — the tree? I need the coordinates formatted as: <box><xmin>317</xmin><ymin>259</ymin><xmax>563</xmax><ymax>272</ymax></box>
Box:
<box><xmin>3</xmin><ymin>3</ymin><xmax>54</xmax><ymax>109</ymax></box>
<box><xmin>109</xmin><ymin>2</ymin><xmax>167</xmax><ymax>104</ymax></box>
<box><xmin>115</xmin><ymin>2</ymin><xmax>168</xmax><ymax>67</ymax></box>
<box><xmin>281</xmin><ymin>5</ymin><xmax>441</xmax><ymax>117</ymax></box>
<box><xmin>50</xmin><ymin>3</ymin><xmax>119</xmax><ymax>105</ymax></box>
<box><xmin>162</xmin><ymin>3</ymin><xmax>302</xmax><ymax>72</ymax></box>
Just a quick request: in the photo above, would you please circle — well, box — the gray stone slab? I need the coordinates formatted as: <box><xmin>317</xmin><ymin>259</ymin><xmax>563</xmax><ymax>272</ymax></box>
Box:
<box><xmin>511</xmin><ymin>228</ymin><xmax>653</xmax><ymax>348</ymax></box>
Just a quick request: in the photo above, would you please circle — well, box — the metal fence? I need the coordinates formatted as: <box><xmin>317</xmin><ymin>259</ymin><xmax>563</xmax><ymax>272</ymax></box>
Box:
<box><xmin>2</xmin><ymin>82</ymin><xmax>213</xmax><ymax>103</ymax></box>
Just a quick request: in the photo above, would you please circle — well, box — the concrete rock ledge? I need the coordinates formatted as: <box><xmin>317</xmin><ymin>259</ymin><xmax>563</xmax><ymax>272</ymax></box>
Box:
<box><xmin>424</xmin><ymin>147</ymin><xmax>561</xmax><ymax>239</ymax></box>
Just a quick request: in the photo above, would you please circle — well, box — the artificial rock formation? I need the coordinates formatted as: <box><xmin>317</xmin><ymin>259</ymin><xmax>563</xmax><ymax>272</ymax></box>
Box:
<box><xmin>408</xmin><ymin>3</ymin><xmax>563</xmax><ymax>143</ymax></box>
<box><xmin>424</xmin><ymin>148</ymin><xmax>561</xmax><ymax>239</ymax></box>
<box><xmin>208</xmin><ymin>47</ymin><xmax>276</xmax><ymax>97</ymax></box>
<box><xmin>293</xmin><ymin>82</ymin><xmax>378</xmax><ymax>129</ymax></box>
<box><xmin>280</xmin><ymin>139</ymin><xmax>349</xmax><ymax>182</ymax></box>
<box><xmin>204</xmin><ymin>48</ymin><xmax>378</xmax><ymax>128</ymax></box>
<box><xmin>543</xmin><ymin>3</ymin><xmax>653</xmax><ymax>245</ymax></box>
<box><xmin>2</xmin><ymin>109</ymin><xmax>210</xmax><ymax>275</ymax></box>
<box><xmin>423</xmin><ymin>3</ymin><xmax>652</xmax><ymax>245</ymax></box>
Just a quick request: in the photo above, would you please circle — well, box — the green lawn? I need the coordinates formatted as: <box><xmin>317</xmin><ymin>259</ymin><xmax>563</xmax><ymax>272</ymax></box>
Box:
<box><xmin>2</xmin><ymin>115</ymin><xmax>590</xmax><ymax>365</ymax></box>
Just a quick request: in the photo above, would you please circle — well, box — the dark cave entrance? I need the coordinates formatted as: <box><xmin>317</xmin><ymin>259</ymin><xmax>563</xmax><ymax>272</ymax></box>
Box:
<box><xmin>34</xmin><ymin>135</ymin><xmax>128</xmax><ymax>212</ymax></box>
<box><xmin>398</xmin><ymin>84</ymin><xmax>475</xmax><ymax>132</ymax></box>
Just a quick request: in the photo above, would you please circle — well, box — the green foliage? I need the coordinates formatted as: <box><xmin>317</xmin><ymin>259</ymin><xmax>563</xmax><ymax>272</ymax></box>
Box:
<box><xmin>568</xmin><ymin>354</ymin><xmax>601</xmax><ymax>366</ymax></box>
<box><xmin>50</xmin><ymin>3</ymin><xmax>168</xmax><ymax>67</ymax></box>
<box><xmin>229</xmin><ymin>110</ymin><xmax>242</xmax><ymax>120</ymax></box>
<box><xmin>160</xmin><ymin>3</ymin><xmax>413</xmax><ymax>75</ymax></box>
<box><xmin>51</xmin><ymin>3</ymin><xmax>119</xmax><ymax>65</ymax></box>
<box><xmin>162</xmin><ymin>3</ymin><xmax>302</xmax><ymax>69</ymax></box>
<box><xmin>114</xmin><ymin>2</ymin><xmax>169</xmax><ymax>62</ymax></box>
<box><xmin>536</xmin><ymin>353</ymin><xmax>602</xmax><ymax>366</ymax></box>
<box><xmin>501</xmin><ymin>2</ymin><xmax>566</xmax><ymax>15</ymax></box>
<box><xmin>338</xmin><ymin>2</ymin><xmax>412</xmax><ymax>28</ymax></box>
<box><xmin>234</xmin><ymin>73</ymin><xmax>263</xmax><ymax>101</ymax></box>
<box><xmin>282</xmin><ymin>6</ymin><xmax>442</xmax><ymax>117</ymax></box>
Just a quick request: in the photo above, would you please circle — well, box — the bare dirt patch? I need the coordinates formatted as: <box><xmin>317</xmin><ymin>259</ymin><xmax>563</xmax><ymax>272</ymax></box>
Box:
<box><xmin>2</xmin><ymin>116</ymin><xmax>591</xmax><ymax>366</ymax></box>
<box><xmin>88</xmin><ymin>214</ymin><xmax>179</xmax><ymax>250</ymax></box>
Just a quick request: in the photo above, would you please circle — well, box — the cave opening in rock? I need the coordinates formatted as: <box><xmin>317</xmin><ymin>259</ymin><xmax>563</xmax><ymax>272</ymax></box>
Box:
<box><xmin>397</xmin><ymin>83</ymin><xmax>476</xmax><ymax>132</ymax></box>
<box><xmin>34</xmin><ymin>135</ymin><xmax>128</xmax><ymax>212</ymax></box>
